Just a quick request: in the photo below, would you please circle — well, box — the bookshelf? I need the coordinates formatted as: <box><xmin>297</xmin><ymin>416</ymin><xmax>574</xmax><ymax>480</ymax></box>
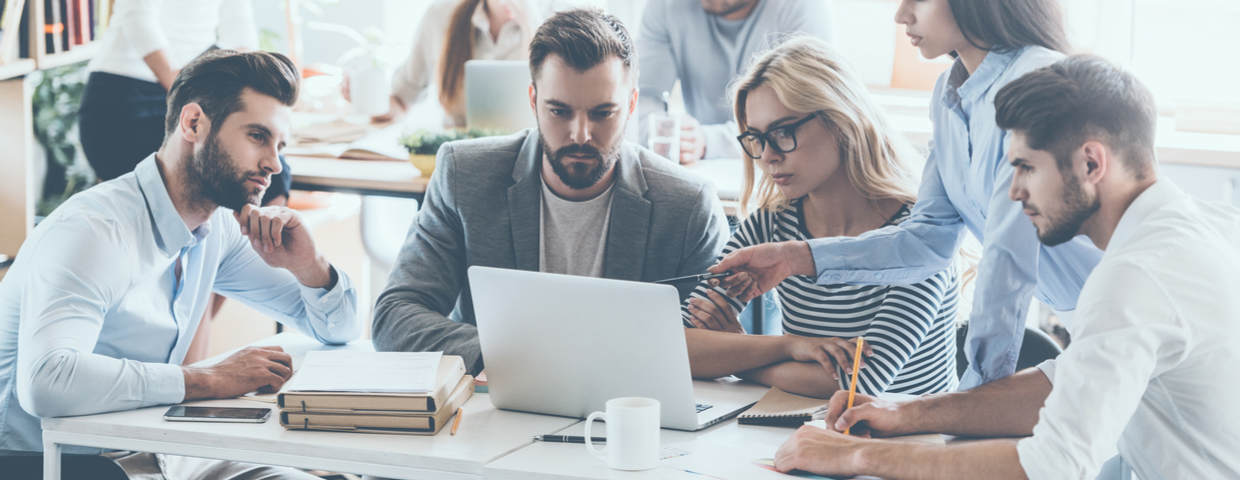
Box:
<box><xmin>0</xmin><ymin>74</ymin><xmax>35</xmax><ymax>258</ymax></box>
<box><xmin>0</xmin><ymin>0</ymin><xmax>111</xmax><ymax>78</ymax></box>
<box><xmin>0</xmin><ymin>56</ymin><xmax>33</xmax><ymax>79</ymax></box>
<box><xmin>0</xmin><ymin>0</ymin><xmax>108</xmax><ymax>256</ymax></box>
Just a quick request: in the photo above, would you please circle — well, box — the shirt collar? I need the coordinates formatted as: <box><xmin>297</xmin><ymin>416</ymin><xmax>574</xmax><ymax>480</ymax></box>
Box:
<box><xmin>1107</xmin><ymin>178</ymin><xmax>1189</xmax><ymax>252</ymax></box>
<box><xmin>941</xmin><ymin>47</ymin><xmax>1021</xmax><ymax>107</ymax></box>
<box><xmin>134</xmin><ymin>154</ymin><xmax>211</xmax><ymax>256</ymax></box>
<box><xmin>471</xmin><ymin>0</ymin><xmax>491</xmax><ymax>32</ymax></box>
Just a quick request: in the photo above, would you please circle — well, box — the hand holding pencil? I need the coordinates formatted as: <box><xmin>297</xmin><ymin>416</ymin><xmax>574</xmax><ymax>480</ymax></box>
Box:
<box><xmin>843</xmin><ymin>337</ymin><xmax>864</xmax><ymax>435</ymax></box>
<box><xmin>822</xmin><ymin>385</ymin><xmax>918</xmax><ymax>438</ymax></box>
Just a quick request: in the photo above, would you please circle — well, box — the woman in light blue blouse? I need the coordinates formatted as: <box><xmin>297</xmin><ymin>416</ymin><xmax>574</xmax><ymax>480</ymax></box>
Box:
<box><xmin>714</xmin><ymin>0</ymin><xmax>1104</xmax><ymax>391</ymax></box>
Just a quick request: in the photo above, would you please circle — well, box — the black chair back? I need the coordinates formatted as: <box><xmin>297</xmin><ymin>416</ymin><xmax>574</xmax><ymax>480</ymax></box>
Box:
<box><xmin>955</xmin><ymin>323</ymin><xmax>1064</xmax><ymax>380</ymax></box>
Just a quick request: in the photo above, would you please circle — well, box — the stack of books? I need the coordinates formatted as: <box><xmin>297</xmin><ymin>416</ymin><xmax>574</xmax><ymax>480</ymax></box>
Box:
<box><xmin>277</xmin><ymin>351</ymin><xmax>473</xmax><ymax>435</ymax></box>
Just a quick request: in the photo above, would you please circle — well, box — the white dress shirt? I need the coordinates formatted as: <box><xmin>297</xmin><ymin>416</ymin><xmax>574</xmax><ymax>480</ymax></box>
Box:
<box><xmin>87</xmin><ymin>0</ymin><xmax>259</xmax><ymax>83</ymax></box>
<box><xmin>391</xmin><ymin>0</ymin><xmax>572</xmax><ymax>127</ymax></box>
<box><xmin>0</xmin><ymin>154</ymin><xmax>360</xmax><ymax>453</ymax></box>
<box><xmin>1016</xmin><ymin>178</ymin><xmax>1240</xmax><ymax>480</ymax></box>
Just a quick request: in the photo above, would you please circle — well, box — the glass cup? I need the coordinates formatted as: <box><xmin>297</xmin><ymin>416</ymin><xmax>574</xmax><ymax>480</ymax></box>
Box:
<box><xmin>647</xmin><ymin>113</ymin><xmax>681</xmax><ymax>162</ymax></box>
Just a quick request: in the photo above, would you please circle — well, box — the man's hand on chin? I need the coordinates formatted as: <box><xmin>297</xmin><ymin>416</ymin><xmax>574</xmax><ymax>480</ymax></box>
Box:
<box><xmin>233</xmin><ymin>203</ymin><xmax>333</xmax><ymax>289</ymax></box>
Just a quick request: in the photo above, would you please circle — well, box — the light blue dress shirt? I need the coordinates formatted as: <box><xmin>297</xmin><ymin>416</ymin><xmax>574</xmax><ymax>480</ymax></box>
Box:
<box><xmin>807</xmin><ymin>47</ymin><xmax>1103</xmax><ymax>389</ymax></box>
<box><xmin>0</xmin><ymin>154</ymin><xmax>361</xmax><ymax>452</ymax></box>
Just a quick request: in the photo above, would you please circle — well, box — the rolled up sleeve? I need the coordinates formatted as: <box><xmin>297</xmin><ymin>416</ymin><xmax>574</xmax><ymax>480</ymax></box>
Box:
<box><xmin>1017</xmin><ymin>263</ymin><xmax>1185</xmax><ymax>480</ymax></box>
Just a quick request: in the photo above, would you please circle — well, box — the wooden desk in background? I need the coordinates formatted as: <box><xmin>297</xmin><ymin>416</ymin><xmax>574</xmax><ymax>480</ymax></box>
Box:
<box><xmin>284</xmin><ymin>156</ymin><xmax>746</xmax><ymax>216</ymax></box>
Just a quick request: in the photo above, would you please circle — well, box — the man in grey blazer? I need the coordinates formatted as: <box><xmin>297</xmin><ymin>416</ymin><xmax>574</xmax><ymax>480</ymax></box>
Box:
<box><xmin>372</xmin><ymin>8</ymin><xmax>729</xmax><ymax>375</ymax></box>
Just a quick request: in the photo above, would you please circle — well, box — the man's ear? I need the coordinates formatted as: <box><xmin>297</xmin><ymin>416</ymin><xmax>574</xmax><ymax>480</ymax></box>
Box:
<box><xmin>628</xmin><ymin>87</ymin><xmax>639</xmax><ymax>116</ymax></box>
<box><xmin>528</xmin><ymin>82</ymin><xmax>537</xmax><ymax>115</ymax></box>
<box><xmin>179</xmin><ymin>103</ymin><xmax>208</xmax><ymax>143</ymax></box>
<box><xmin>1080</xmin><ymin>140</ymin><xmax>1109</xmax><ymax>187</ymax></box>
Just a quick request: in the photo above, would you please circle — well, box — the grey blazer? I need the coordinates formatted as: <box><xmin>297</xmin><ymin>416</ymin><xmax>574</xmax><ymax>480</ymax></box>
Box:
<box><xmin>372</xmin><ymin>129</ymin><xmax>729</xmax><ymax>374</ymax></box>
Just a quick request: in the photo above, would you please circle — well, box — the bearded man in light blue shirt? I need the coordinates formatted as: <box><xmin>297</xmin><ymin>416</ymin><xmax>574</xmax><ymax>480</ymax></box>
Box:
<box><xmin>0</xmin><ymin>50</ymin><xmax>359</xmax><ymax>479</ymax></box>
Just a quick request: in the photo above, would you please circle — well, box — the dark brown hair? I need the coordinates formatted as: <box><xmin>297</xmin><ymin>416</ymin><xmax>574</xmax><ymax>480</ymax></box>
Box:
<box><xmin>995</xmin><ymin>55</ymin><xmax>1157</xmax><ymax>177</ymax></box>
<box><xmin>528</xmin><ymin>7</ymin><xmax>635</xmax><ymax>85</ymax></box>
<box><xmin>948</xmin><ymin>0</ymin><xmax>1071</xmax><ymax>55</ymax></box>
<box><xmin>439</xmin><ymin>0</ymin><xmax>483</xmax><ymax>115</ymax></box>
<box><xmin>164</xmin><ymin>50</ymin><xmax>300</xmax><ymax>139</ymax></box>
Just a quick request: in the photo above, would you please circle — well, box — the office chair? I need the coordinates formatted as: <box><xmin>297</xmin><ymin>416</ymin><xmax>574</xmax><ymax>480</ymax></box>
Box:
<box><xmin>359</xmin><ymin>196</ymin><xmax>420</xmax><ymax>317</ymax></box>
<box><xmin>0</xmin><ymin>450</ymin><xmax>128</xmax><ymax>480</ymax></box>
<box><xmin>955</xmin><ymin>323</ymin><xmax>1065</xmax><ymax>379</ymax></box>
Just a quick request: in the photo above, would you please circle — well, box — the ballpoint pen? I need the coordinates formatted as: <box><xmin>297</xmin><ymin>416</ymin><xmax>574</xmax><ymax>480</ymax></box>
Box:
<box><xmin>532</xmin><ymin>435</ymin><xmax>607</xmax><ymax>444</ymax></box>
<box><xmin>654</xmin><ymin>271</ymin><xmax>733</xmax><ymax>285</ymax></box>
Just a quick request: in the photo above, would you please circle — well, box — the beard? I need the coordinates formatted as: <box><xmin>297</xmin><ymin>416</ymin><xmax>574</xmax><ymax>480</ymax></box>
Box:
<box><xmin>539</xmin><ymin>133</ymin><xmax>622</xmax><ymax>190</ymax></box>
<box><xmin>1028</xmin><ymin>169</ymin><xmax>1100</xmax><ymax>247</ymax></box>
<box><xmin>184</xmin><ymin>131</ymin><xmax>265</xmax><ymax>212</ymax></box>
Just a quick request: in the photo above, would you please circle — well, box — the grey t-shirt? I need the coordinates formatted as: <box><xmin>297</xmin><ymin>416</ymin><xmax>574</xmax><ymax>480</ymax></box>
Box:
<box><xmin>637</xmin><ymin>0</ymin><xmax>834</xmax><ymax>158</ymax></box>
<box><xmin>538</xmin><ymin>175</ymin><xmax>614</xmax><ymax>277</ymax></box>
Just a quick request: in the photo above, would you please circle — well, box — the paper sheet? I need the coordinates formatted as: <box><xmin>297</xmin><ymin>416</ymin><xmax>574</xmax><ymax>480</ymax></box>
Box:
<box><xmin>282</xmin><ymin>351</ymin><xmax>443</xmax><ymax>393</ymax></box>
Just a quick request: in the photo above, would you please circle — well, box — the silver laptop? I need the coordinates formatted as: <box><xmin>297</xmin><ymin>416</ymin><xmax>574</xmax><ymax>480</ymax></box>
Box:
<box><xmin>465</xmin><ymin>60</ymin><xmax>537</xmax><ymax>132</ymax></box>
<box><xmin>469</xmin><ymin>266</ymin><xmax>768</xmax><ymax>431</ymax></box>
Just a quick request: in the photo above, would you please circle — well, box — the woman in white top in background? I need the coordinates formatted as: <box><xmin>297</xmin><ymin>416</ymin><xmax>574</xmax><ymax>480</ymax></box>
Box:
<box><xmin>79</xmin><ymin>0</ymin><xmax>291</xmax><ymax>187</ymax></box>
<box><xmin>359</xmin><ymin>0</ymin><xmax>572</xmax><ymax>125</ymax></box>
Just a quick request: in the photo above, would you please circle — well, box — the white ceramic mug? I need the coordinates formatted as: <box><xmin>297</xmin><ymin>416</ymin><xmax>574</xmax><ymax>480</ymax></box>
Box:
<box><xmin>584</xmin><ymin>397</ymin><xmax>660</xmax><ymax>471</ymax></box>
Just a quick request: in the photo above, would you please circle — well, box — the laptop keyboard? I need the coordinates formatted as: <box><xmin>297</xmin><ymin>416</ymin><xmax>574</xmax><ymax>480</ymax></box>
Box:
<box><xmin>695</xmin><ymin>404</ymin><xmax>713</xmax><ymax>413</ymax></box>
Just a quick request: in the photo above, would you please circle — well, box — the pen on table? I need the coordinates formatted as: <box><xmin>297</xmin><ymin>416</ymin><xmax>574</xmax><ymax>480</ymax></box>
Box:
<box><xmin>843</xmin><ymin>337</ymin><xmax>864</xmax><ymax>436</ymax></box>
<box><xmin>532</xmin><ymin>435</ymin><xmax>606</xmax><ymax>444</ymax></box>
<box><xmin>450</xmin><ymin>407</ymin><xmax>463</xmax><ymax>435</ymax></box>
<box><xmin>654</xmin><ymin>271</ymin><xmax>732</xmax><ymax>285</ymax></box>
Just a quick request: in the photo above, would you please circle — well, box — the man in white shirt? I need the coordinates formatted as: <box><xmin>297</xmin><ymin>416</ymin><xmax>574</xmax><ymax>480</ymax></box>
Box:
<box><xmin>766</xmin><ymin>56</ymin><xmax>1240</xmax><ymax>480</ymax></box>
<box><xmin>0</xmin><ymin>50</ymin><xmax>360</xmax><ymax>479</ymax></box>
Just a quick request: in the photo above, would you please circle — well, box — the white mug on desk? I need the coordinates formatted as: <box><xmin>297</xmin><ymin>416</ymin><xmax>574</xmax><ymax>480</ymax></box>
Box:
<box><xmin>584</xmin><ymin>397</ymin><xmax>660</xmax><ymax>471</ymax></box>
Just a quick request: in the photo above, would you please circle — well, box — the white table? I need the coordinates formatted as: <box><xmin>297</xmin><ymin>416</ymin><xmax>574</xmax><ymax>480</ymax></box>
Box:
<box><xmin>485</xmin><ymin>392</ymin><xmax>928</xmax><ymax>480</ymax></box>
<box><xmin>40</xmin><ymin>334</ymin><xmax>581</xmax><ymax>480</ymax></box>
<box><xmin>483</xmin><ymin>416</ymin><xmax>803</xmax><ymax>480</ymax></box>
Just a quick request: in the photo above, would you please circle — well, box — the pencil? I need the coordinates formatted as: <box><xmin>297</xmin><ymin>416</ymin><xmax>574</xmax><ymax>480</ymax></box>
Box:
<box><xmin>844</xmin><ymin>337</ymin><xmax>864</xmax><ymax>435</ymax></box>
<box><xmin>450</xmin><ymin>407</ymin><xmax>463</xmax><ymax>435</ymax></box>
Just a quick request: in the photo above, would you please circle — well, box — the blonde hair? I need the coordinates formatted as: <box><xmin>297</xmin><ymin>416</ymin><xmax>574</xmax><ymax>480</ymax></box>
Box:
<box><xmin>732</xmin><ymin>35</ymin><xmax>922</xmax><ymax>217</ymax></box>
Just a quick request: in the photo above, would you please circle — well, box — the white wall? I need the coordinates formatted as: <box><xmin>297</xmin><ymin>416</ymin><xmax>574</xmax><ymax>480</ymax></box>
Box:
<box><xmin>251</xmin><ymin>0</ymin><xmax>429</xmax><ymax>66</ymax></box>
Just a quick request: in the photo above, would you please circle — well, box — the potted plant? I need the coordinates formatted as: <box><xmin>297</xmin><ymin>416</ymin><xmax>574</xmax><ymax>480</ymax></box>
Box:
<box><xmin>399</xmin><ymin>129</ymin><xmax>506</xmax><ymax>177</ymax></box>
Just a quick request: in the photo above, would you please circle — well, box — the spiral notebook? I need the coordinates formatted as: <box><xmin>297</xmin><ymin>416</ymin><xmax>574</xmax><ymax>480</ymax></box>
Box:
<box><xmin>737</xmin><ymin>388</ymin><xmax>831</xmax><ymax>427</ymax></box>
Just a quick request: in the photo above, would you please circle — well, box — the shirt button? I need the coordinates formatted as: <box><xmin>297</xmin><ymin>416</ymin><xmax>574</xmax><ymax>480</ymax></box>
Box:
<box><xmin>320</xmin><ymin>298</ymin><xmax>329</xmax><ymax>304</ymax></box>
<box><xmin>832</xmin><ymin>274</ymin><xmax>842</xmax><ymax>281</ymax></box>
<box><xmin>329</xmin><ymin>322</ymin><xmax>337</xmax><ymax>328</ymax></box>
<box><xmin>875</xmin><ymin>273</ymin><xmax>884</xmax><ymax>279</ymax></box>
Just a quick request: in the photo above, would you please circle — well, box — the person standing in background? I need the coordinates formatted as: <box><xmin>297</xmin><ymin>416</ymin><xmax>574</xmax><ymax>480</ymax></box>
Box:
<box><xmin>636</xmin><ymin>0</ymin><xmax>833</xmax><ymax>164</ymax></box>
<box><xmin>78</xmin><ymin>0</ymin><xmax>294</xmax><ymax>363</ymax></box>
<box><xmin>357</xmin><ymin>0</ymin><xmax>578</xmax><ymax>125</ymax></box>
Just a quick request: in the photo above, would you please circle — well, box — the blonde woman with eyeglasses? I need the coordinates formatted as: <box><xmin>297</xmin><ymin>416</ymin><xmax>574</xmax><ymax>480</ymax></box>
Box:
<box><xmin>683</xmin><ymin>36</ymin><xmax>960</xmax><ymax>399</ymax></box>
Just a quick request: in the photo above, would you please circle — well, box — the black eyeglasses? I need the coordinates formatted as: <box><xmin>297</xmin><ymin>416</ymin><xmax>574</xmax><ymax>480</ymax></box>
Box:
<box><xmin>736</xmin><ymin>115</ymin><xmax>817</xmax><ymax>160</ymax></box>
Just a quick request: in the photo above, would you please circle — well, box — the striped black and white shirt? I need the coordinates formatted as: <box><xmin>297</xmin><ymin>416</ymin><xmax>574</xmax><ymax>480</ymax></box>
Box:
<box><xmin>682</xmin><ymin>199</ymin><xmax>960</xmax><ymax>395</ymax></box>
